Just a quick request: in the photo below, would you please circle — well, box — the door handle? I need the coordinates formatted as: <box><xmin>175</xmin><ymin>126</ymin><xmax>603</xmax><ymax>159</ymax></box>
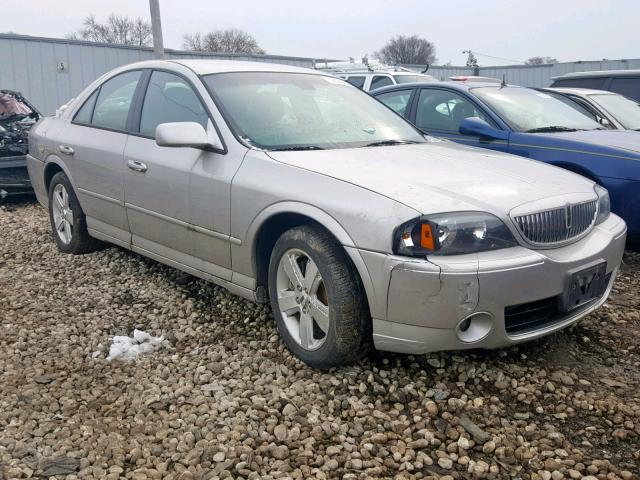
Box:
<box><xmin>127</xmin><ymin>159</ymin><xmax>148</xmax><ymax>173</ymax></box>
<box><xmin>58</xmin><ymin>145</ymin><xmax>74</xmax><ymax>155</ymax></box>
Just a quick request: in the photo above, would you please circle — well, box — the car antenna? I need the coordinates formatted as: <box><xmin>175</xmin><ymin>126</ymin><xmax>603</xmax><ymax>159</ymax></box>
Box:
<box><xmin>500</xmin><ymin>74</ymin><xmax>507</xmax><ymax>88</ymax></box>
<box><xmin>421</xmin><ymin>63</ymin><xmax>430</xmax><ymax>74</ymax></box>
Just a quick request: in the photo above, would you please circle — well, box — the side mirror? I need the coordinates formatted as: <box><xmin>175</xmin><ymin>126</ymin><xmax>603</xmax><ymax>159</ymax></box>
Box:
<box><xmin>598</xmin><ymin>117</ymin><xmax>611</xmax><ymax>128</ymax></box>
<box><xmin>155</xmin><ymin>122</ymin><xmax>211</xmax><ymax>149</ymax></box>
<box><xmin>459</xmin><ymin>117</ymin><xmax>508</xmax><ymax>140</ymax></box>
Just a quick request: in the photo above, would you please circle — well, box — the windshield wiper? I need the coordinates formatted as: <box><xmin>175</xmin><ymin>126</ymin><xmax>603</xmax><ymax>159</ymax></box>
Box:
<box><xmin>270</xmin><ymin>145</ymin><xmax>325</xmax><ymax>151</ymax></box>
<box><xmin>524</xmin><ymin>126</ymin><xmax>582</xmax><ymax>133</ymax></box>
<box><xmin>362</xmin><ymin>139</ymin><xmax>420</xmax><ymax>147</ymax></box>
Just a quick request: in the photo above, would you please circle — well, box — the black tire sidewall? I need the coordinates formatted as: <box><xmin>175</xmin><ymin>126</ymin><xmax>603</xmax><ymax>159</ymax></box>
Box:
<box><xmin>268</xmin><ymin>226</ymin><xmax>371</xmax><ymax>368</ymax></box>
<box><xmin>48</xmin><ymin>172</ymin><xmax>93</xmax><ymax>254</ymax></box>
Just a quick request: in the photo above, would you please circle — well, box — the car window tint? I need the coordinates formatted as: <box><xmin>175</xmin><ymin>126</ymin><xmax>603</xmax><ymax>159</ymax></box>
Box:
<box><xmin>416</xmin><ymin>89</ymin><xmax>492</xmax><ymax>132</ymax></box>
<box><xmin>73</xmin><ymin>89</ymin><xmax>98</xmax><ymax>124</ymax></box>
<box><xmin>346</xmin><ymin>76</ymin><xmax>366</xmax><ymax>89</ymax></box>
<box><xmin>370</xmin><ymin>75</ymin><xmax>394</xmax><ymax>91</ymax></box>
<box><xmin>552</xmin><ymin>78</ymin><xmax>605</xmax><ymax>89</ymax></box>
<box><xmin>609</xmin><ymin>78</ymin><xmax>640</xmax><ymax>102</ymax></box>
<box><xmin>139</xmin><ymin>71</ymin><xmax>209</xmax><ymax>137</ymax></box>
<box><xmin>376</xmin><ymin>90</ymin><xmax>412</xmax><ymax>116</ymax></box>
<box><xmin>91</xmin><ymin>71</ymin><xmax>142</xmax><ymax>131</ymax></box>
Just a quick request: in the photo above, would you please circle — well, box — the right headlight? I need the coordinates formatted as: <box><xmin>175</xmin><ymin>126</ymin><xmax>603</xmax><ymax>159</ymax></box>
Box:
<box><xmin>393</xmin><ymin>211</ymin><xmax>518</xmax><ymax>257</ymax></box>
<box><xmin>594</xmin><ymin>185</ymin><xmax>610</xmax><ymax>225</ymax></box>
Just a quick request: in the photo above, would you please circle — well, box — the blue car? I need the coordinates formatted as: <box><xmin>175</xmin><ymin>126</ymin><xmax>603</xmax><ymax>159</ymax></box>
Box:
<box><xmin>372</xmin><ymin>82</ymin><xmax>640</xmax><ymax>244</ymax></box>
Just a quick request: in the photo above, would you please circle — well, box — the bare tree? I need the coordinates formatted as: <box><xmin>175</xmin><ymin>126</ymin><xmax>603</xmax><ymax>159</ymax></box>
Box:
<box><xmin>525</xmin><ymin>56</ymin><xmax>558</xmax><ymax>65</ymax></box>
<box><xmin>67</xmin><ymin>14</ymin><xmax>152</xmax><ymax>46</ymax></box>
<box><xmin>183</xmin><ymin>29</ymin><xmax>265</xmax><ymax>54</ymax></box>
<box><xmin>374</xmin><ymin>35</ymin><xmax>436</xmax><ymax>65</ymax></box>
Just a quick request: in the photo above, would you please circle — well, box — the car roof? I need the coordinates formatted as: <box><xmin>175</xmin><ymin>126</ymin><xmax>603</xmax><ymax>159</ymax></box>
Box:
<box><xmin>552</xmin><ymin>69</ymin><xmax>640</xmax><ymax>80</ymax></box>
<box><xmin>117</xmin><ymin>59</ymin><xmax>325</xmax><ymax>76</ymax></box>
<box><xmin>542</xmin><ymin>87</ymin><xmax>618</xmax><ymax>96</ymax></box>
<box><xmin>371</xmin><ymin>81</ymin><xmax>513</xmax><ymax>94</ymax></box>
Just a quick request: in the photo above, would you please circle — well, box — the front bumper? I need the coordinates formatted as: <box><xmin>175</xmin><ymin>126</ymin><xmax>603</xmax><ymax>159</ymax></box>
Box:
<box><xmin>358</xmin><ymin>214</ymin><xmax>627</xmax><ymax>354</ymax></box>
<box><xmin>0</xmin><ymin>155</ymin><xmax>32</xmax><ymax>196</ymax></box>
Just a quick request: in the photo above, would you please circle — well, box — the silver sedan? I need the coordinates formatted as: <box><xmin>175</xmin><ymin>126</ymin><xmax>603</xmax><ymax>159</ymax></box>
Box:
<box><xmin>27</xmin><ymin>60</ymin><xmax>626</xmax><ymax>368</ymax></box>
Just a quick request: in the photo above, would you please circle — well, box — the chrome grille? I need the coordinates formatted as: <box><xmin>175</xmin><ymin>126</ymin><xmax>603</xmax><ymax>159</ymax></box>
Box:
<box><xmin>514</xmin><ymin>200</ymin><xmax>598</xmax><ymax>245</ymax></box>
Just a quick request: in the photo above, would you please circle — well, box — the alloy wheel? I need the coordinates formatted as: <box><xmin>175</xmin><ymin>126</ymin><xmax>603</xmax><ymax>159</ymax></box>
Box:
<box><xmin>51</xmin><ymin>184</ymin><xmax>73</xmax><ymax>244</ymax></box>
<box><xmin>275</xmin><ymin>248</ymin><xmax>330</xmax><ymax>351</ymax></box>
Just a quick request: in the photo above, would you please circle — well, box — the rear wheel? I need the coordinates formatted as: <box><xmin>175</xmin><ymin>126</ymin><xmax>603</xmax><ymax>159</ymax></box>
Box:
<box><xmin>268</xmin><ymin>225</ymin><xmax>371</xmax><ymax>368</ymax></box>
<box><xmin>48</xmin><ymin>172</ymin><xmax>99</xmax><ymax>254</ymax></box>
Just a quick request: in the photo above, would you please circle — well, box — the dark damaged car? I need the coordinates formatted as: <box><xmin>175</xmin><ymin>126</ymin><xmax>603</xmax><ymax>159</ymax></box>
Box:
<box><xmin>0</xmin><ymin>90</ymin><xmax>40</xmax><ymax>197</ymax></box>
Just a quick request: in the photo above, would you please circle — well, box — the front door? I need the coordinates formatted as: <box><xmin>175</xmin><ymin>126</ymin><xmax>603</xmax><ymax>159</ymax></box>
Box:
<box><xmin>123</xmin><ymin>69</ymin><xmax>233</xmax><ymax>280</ymax></box>
<box><xmin>413</xmin><ymin>88</ymin><xmax>510</xmax><ymax>154</ymax></box>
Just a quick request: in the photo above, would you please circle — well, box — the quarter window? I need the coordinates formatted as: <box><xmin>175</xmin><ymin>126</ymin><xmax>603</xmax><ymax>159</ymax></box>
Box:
<box><xmin>416</xmin><ymin>89</ymin><xmax>492</xmax><ymax>132</ymax></box>
<box><xmin>346</xmin><ymin>76</ymin><xmax>366</xmax><ymax>89</ymax></box>
<box><xmin>139</xmin><ymin>71</ymin><xmax>209</xmax><ymax>137</ymax></box>
<box><xmin>370</xmin><ymin>75</ymin><xmax>394</xmax><ymax>91</ymax></box>
<box><xmin>73</xmin><ymin>90</ymin><xmax>98</xmax><ymax>124</ymax></box>
<box><xmin>91</xmin><ymin>71</ymin><xmax>142</xmax><ymax>131</ymax></box>
<box><xmin>376</xmin><ymin>90</ymin><xmax>413</xmax><ymax>116</ymax></box>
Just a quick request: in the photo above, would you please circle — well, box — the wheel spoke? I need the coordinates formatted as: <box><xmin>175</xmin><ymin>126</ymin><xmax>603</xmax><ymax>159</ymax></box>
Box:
<box><xmin>309</xmin><ymin>297</ymin><xmax>329</xmax><ymax>333</ymax></box>
<box><xmin>64</xmin><ymin>221</ymin><xmax>72</xmax><ymax>242</ymax></box>
<box><xmin>283</xmin><ymin>253</ymin><xmax>304</xmax><ymax>289</ymax></box>
<box><xmin>278</xmin><ymin>290</ymin><xmax>299</xmax><ymax>314</ymax></box>
<box><xmin>62</xmin><ymin>187</ymin><xmax>69</xmax><ymax>208</ymax></box>
<box><xmin>303</xmin><ymin>259</ymin><xmax>320</xmax><ymax>292</ymax></box>
<box><xmin>299</xmin><ymin>313</ymin><xmax>314</xmax><ymax>349</ymax></box>
<box><xmin>54</xmin><ymin>214</ymin><xmax>63</xmax><ymax>231</ymax></box>
<box><xmin>54</xmin><ymin>191</ymin><xmax>64</xmax><ymax>210</ymax></box>
<box><xmin>66</xmin><ymin>211</ymin><xmax>74</xmax><ymax>226</ymax></box>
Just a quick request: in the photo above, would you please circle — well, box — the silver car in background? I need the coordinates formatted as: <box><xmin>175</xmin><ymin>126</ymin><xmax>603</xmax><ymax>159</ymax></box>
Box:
<box><xmin>27</xmin><ymin>60</ymin><xmax>626</xmax><ymax>368</ymax></box>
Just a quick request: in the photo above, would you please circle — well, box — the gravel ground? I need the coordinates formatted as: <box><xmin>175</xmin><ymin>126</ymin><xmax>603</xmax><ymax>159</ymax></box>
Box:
<box><xmin>1</xmin><ymin>199</ymin><xmax>638</xmax><ymax>480</ymax></box>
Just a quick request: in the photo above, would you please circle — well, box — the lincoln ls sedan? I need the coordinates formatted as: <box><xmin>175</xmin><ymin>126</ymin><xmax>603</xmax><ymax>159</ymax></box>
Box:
<box><xmin>27</xmin><ymin>60</ymin><xmax>626</xmax><ymax>368</ymax></box>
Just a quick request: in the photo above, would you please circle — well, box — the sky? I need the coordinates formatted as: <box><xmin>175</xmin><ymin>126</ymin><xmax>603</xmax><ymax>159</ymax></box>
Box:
<box><xmin>4</xmin><ymin>0</ymin><xmax>639</xmax><ymax>66</ymax></box>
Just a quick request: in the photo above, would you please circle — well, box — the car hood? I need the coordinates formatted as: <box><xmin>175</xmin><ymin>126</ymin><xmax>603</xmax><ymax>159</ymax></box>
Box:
<box><xmin>536</xmin><ymin>129</ymin><xmax>640</xmax><ymax>155</ymax></box>
<box><xmin>267</xmin><ymin>140</ymin><xmax>595</xmax><ymax>215</ymax></box>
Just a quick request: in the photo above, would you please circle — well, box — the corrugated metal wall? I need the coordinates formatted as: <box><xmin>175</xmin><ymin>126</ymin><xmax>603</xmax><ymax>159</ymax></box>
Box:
<box><xmin>408</xmin><ymin>59</ymin><xmax>640</xmax><ymax>88</ymax></box>
<box><xmin>0</xmin><ymin>34</ymin><xmax>321</xmax><ymax>115</ymax></box>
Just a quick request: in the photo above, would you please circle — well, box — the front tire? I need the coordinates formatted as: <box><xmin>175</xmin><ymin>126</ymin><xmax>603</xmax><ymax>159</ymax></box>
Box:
<box><xmin>268</xmin><ymin>225</ymin><xmax>371</xmax><ymax>368</ymax></box>
<box><xmin>48</xmin><ymin>172</ymin><xmax>98</xmax><ymax>254</ymax></box>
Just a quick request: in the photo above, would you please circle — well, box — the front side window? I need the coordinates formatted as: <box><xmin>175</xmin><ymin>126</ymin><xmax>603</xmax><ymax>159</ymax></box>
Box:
<box><xmin>542</xmin><ymin>91</ymin><xmax>599</xmax><ymax>122</ymax></box>
<box><xmin>416</xmin><ymin>89</ymin><xmax>492</xmax><ymax>132</ymax></box>
<box><xmin>376</xmin><ymin>89</ymin><xmax>413</xmax><ymax>116</ymax></box>
<box><xmin>472</xmin><ymin>86</ymin><xmax>602</xmax><ymax>132</ymax></box>
<box><xmin>590</xmin><ymin>93</ymin><xmax>640</xmax><ymax>130</ymax></box>
<box><xmin>202</xmin><ymin>72</ymin><xmax>424</xmax><ymax>150</ymax></box>
<box><xmin>370</xmin><ymin>75</ymin><xmax>394</xmax><ymax>91</ymax></box>
<box><xmin>345</xmin><ymin>76</ymin><xmax>366</xmax><ymax>89</ymax></box>
<box><xmin>139</xmin><ymin>71</ymin><xmax>209</xmax><ymax>137</ymax></box>
<box><xmin>90</xmin><ymin>71</ymin><xmax>142</xmax><ymax>131</ymax></box>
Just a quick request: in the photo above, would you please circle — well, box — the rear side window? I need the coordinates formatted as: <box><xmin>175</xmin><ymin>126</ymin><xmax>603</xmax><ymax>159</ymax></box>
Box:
<box><xmin>73</xmin><ymin>90</ymin><xmax>98</xmax><ymax>124</ymax></box>
<box><xmin>139</xmin><ymin>71</ymin><xmax>208</xmax><ymax>137</ymax></box>
<box><xmin>370</xmin><ymin>75</ymin><xmax>394</xmax><ymax>91</ymax></box>
<box><xmin>90</xmin><ymin>71</ymin><xmax>142</xmax><ymax>131</ymax></box>
<box><xmin>346</xmin><ymin>76</ymin><xmax>366</xmax><ymax>89</ymax></box>
<box><xmin>609</xmin><ymin>78</ymin><xmax>640</xmax><ymax>102</ymax></box>
<box><xmin>552</xmin><ymin>77</ymin><xmax>605</xmax><ymax>89</ymax></box>
<box><xmin>376</xmin><ymin>89</ymin><xmax>413</xmax><ymax>116</ymax></box>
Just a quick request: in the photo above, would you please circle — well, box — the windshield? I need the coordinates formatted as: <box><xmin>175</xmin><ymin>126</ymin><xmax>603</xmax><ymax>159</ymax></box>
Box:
<box><xmin>589</xmin><ymin>94</ymin><xmax>640</xmax><ymax>130</ymax></box>
<box><xmin>202</xmin><ymin>72</ymin><xmax>424</xmax><ymax>150</ymax></box>
<box><xmin>472</xmin><ymin>86</ymin><xmax>602</xmax><ymax>132</ymax></box>
<box><xmin>394</xmin><ymin>74</ymin><xmax>433</xmax><ymax>84</ymax></box>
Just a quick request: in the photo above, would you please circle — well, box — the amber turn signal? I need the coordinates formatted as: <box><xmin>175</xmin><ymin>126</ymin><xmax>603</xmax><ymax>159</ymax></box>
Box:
<box><xmin>420</xmin><ymin>223</ymin><xmax>435</xmax><ymax>250</ymax></box>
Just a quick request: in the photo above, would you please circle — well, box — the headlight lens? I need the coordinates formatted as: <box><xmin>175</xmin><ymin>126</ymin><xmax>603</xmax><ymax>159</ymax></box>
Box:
<box><xmin>393</xmin><ymin>211</ymin><xmax>518</xmax><ymax>256</ymax></box>
<box><xmin>594</xmin><ymin>185</ymin><xmax>610</xmax><ymax>225</ymax></box>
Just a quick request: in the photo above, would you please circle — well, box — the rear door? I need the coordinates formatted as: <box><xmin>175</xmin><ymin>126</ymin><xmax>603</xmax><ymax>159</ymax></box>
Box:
<box><xmin>62</xmin><ymin>69</ymin><xmax>143</xmax><ymax>246</ymax></box>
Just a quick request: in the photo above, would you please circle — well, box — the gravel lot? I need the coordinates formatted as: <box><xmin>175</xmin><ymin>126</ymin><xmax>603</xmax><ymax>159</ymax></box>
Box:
<box><xmin>1</xmin><ymin>199</ymin><xmax>639</xmax><ymax>480</ymax></box>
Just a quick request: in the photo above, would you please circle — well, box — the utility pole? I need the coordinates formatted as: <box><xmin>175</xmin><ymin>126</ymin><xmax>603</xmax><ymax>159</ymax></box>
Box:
<box><xmin>149</xmin><ymin>0</ymin><xmax>164</xmax><ymax>59</ymax></box>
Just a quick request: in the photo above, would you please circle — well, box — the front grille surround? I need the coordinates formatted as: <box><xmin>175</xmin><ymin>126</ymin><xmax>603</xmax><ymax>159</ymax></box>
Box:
<box><xmin>513</xmin><ymin>200</ymin><xmax>598</xmax><ymax>247</ymax></box>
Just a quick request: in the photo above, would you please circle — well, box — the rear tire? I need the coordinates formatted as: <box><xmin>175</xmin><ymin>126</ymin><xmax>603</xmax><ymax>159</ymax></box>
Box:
<box><xmin>48</xmin><ymin>172</ymin><xmax>99</xmax><ymax>254</ymax></box>
<box><xmin>268</xmin><ymin>225</ymin><xmax>371</xmax><ymax>368</ymax></box>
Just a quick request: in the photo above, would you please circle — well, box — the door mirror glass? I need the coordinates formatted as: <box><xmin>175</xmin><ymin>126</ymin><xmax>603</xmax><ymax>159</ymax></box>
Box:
<box><xmin>459</xmin><ymin>117</ymin><xmax>508</xmax><ymax>140</ymax></box>
<box><xmin>155</xmin><ymin>122</ymin><xmax>210</xmax><ymax>148</ymax></box>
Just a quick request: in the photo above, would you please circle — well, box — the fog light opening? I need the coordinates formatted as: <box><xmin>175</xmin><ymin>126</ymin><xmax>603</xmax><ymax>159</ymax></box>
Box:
<box><xmin>456</xmin><ymin>312</ymin><xmax>494</xmax><ymax>343</ymax></box>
